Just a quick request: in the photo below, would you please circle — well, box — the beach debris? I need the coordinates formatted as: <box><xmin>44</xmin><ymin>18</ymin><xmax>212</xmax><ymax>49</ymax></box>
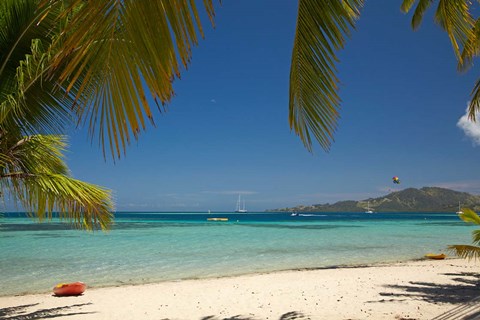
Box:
<box><xmin>392</xmin><ymin>176</ymin><xmax>400</xmax><ymax>184</ymax></box>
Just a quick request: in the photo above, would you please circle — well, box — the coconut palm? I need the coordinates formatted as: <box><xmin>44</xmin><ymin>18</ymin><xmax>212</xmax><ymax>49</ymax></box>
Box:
<box><xmin>1</xmin><ymin>0</ymin><xmax>218</xmax><ymax>228</ymax></box>
<box><xmin>0</xmin><ymin>0</ymin><xmax>218</xmax><ymax>229</ymax></box>
<box><xmin>1</xmin><ymin>0</ymin><xmax>113</xmax><ymax>229</ymax></box>
<box><xmin>449</xmin><ymin>208</ymin><xmax>480</xmax><ymax>260</ymax></box>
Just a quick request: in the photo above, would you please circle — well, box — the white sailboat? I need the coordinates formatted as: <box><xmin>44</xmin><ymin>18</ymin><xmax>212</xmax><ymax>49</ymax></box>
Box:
<box><xmin>456</xmin><ymin>202</ymin><xmax>463</xmax><ymax>215</ymax></box>
<box><xmin>235</xmin><ymin>195</ymin><xmax>247</xmax><ymax>213</ymax></box>
<box><xmin>365</xmin><ymin>201</ymin><xmax>373</xmax><ymax>214</ymax></box>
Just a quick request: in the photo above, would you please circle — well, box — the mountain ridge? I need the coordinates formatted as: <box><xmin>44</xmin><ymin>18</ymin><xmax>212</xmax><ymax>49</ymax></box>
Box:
<box><xmin>266</xmin><ymin>187</ymin><xmax>480</xmax><ymax>213</ymax></box>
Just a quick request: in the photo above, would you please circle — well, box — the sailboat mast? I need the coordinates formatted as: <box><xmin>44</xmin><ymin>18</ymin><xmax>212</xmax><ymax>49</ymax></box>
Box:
<box><xmin>236</xmin><ymin>195</ymin><xmax>241</xmax><ymax>212</ymax></box>
<box><xmin>235</xmin><ymin>194</ymin><xmax>247</xmax><ymax>213</ymax></box>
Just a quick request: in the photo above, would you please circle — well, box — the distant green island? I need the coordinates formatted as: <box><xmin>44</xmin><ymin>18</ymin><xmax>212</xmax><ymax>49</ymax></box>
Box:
<box><xmin>266</xmin><ymin>187</ymin><xmax>480</xmax><ymax>213</ymax></box>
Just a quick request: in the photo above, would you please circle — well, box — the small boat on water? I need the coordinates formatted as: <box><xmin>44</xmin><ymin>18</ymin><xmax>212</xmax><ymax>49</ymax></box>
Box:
<box><xmin>425</xmin><ymin>253</ymin><xmax>446</xmax><ymax>260</ymax></box>
<box><xmin>53</xmin><ymin>282</ymin><xmax>86</xmax><ymax>296</ymax></box>
<box><xmin>365</xmin><ymin>201</ymin><xmax>373</xmax><ymax>214</ymax></box>
<box><xmin>207</xmin><ymin>217</ymin><xmax>228</xmax><ymax>221</ymax></box>
<box><xmin>456</xmin><ymin>202</ymin><xmax>464</xmax><ymax>215</ymax></box>
<box><xmin>235</xmin><ymin>195</ymin><xmax>247</xmax><ymax>213</ymax></box>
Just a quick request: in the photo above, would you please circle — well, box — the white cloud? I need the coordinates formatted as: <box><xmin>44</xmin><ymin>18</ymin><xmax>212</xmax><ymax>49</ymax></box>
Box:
<box><xmin>210</xmin><ymin>99</ymin><xmax>216</xmax><ymax>103</ymax></box>
<box><xmin>457</xmin><ymin>105</ymin><xmax>480</xmax><ymax>146</ymax></box>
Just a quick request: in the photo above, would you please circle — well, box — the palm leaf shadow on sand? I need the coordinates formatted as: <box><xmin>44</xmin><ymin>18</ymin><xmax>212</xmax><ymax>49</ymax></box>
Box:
<box><xmin>0</xmin><ymin>302</ymin><xmax>94</xmax><ymax>319</ymax></box>
<box><xmin>364</xmin><ymin>271</ymin><xmax>480</xmax><ymax>320</ymax></box>
<box><xmin>431</xmin><ymin>295</ymin><xmax>480</xmax><ymax>320</ymax></box>
<box><xmin>199</xmin><ymin>311</ymin><xmax>310</xmax><ymax>320</ymax></box>
<box><xmin>376</xmin><ymin>272</ymin><xmax>480</xmax><ymax>304</ymax></box>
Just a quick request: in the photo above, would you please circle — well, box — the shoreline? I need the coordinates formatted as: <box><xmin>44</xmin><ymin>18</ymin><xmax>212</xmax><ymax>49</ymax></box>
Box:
<box><xmin>0</xmin><ymin>257</ymin><xmax>429</xmax><ymax>298</ymax></box>
<box><xmin>1</xmin><ymin>258</ymin><xmax>479</xmax><ymax>319</ymax></box>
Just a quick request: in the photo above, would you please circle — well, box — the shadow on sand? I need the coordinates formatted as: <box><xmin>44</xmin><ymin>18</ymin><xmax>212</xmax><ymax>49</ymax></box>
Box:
<box><xmin>372</xmin><ymin>271</ymin><xmax>480</xmax><ymax>320</ymax></box>
<box><xmin>0</xmin><ymin>302</ymin><xmax>95</xmax><ymax>319</ymax></box>
<box><xmin>378</xmin><ymin>271</ymin><xmax>480</xmax><ymax>304</ymax></box>
<box><xmin>0</xmin><ymin>304</ymin><xmax>309</xmax><ymax>320</ymax></box>
<box><xmin>198</xmin><ymin>312</ymin><xmax>310</xmax><ymax>320</ymax></box>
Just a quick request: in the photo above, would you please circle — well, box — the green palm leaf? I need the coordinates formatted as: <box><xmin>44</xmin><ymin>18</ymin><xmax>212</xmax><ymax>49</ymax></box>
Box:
<box><xmin>289</xmin><ymin>0</ymin><xmax>363</xmax><ymax>152</ymax></box>
<box><xmin>0</xmin><ymin>38</ymin><xmax>74</xmax><ymax>136</ymax></box>
<box><xmin>401</xmin><ymin>1</ymin><xmax>480</xmax><ymax>127</ymax></box>
<box><xmin>401</xmin><ymin>0</ymin><xmax>474</xmax><ymax>66</ymax></box>
<box><xmin>448</xmin><ymin>244</ymin><xmax>480</xmax><ymax>260</ymax></box>
<box><xmin>457</xmin><ymin>208</ymin><xmax>480</xmax><ymax>225</ymax></box>
<box><xmin>44</xmin><ymin>0</ymin><xmax>215</xmax><ymax>159</ymax></box>
<box><xmin>0</xmin><ymin>0</ymin><xmax>74</xmax><ymax>136</ymax></box>
<box><xmin>434</xmin><ymin>0</ymin><xmax>474</xmax><ymax>65</ymax></box>
<box><xmin>449</xmin><ymin>208</ymin><xmax>480</xmax><ymax>260</ymax></box>
<box><xmin>19</xmin><ymin>173</ymin><xmax>113</xmax><ymax>230</ymax></box>
<box><xmin>458</xmin><ymin>18</ymin><xmax>480</xmax><ymax>72</ymax></box>
<box><xmin>0</xmin><ymin>133</ymin><xmax>113</xmax><ymax>230</ymax></box>
<box><xmin>472</xmin><ymin>229</ymin><xmax>480</xmax><ymax>245</ymax></box>
<box><xmin>0</xmin><ymin>0</ymin><xmax>42</xmax><ymax>96</ymax></box>
<box><xmin>468</xmin><ymin>77</ymin><xmax>480</xmax><ymax>122</ymax></box>
<box><xmin>0</xmin><ymin>134</ymin><xmax>69</xmax><ymax>177</ymax></box>
<box><xmin>411</xmin><ymin>0</ymin><xmax>433</xmax><ymax>31</ymax></box>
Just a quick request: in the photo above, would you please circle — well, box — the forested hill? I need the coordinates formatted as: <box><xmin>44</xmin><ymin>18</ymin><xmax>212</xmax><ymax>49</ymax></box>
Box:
<box><xmin>267</xmin><ymin>187</ymin><xmax>480</xmax><ymax>213</ymax></box>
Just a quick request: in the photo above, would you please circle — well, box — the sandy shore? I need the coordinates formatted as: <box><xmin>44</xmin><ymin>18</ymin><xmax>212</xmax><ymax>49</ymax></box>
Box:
<box><xmin>0</xmin><ymin>259</ymin><xmax>479</xmax><ymax>320</ymax></box>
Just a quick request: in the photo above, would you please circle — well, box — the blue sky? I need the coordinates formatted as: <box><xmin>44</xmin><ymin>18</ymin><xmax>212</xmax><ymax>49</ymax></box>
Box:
<box><xmin>66</xmin><ymin>1</ymin><xmax>480</xmax><ymax>212</ymax></box>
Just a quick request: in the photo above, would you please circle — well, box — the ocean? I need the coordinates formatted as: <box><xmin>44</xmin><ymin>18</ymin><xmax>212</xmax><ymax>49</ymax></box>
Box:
<box><xmin>0</xmin><ymin>212</ymin><xmax>476</xmax><ymax>296</ymax></box>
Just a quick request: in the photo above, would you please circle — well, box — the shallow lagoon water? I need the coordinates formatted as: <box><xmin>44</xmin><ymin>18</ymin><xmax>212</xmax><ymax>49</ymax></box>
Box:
<box><xmin>0</xmin><ymin>212</ymin><xmax>475</xmax><ymax>296</ymax></box>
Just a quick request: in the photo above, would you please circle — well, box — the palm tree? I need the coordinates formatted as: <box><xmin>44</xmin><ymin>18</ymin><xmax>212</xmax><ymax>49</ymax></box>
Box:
<box><xmin>1</xmin><ymin>0</ymin><xmax>113</xmax><ymax>229</ymax></box>
<box><xmin>1</xmin><ymin>0</ymin><xmax>219</xmax><ymax>228</ymax></box>
<box><xmin>0</xmin><ymin>0</ymin><xmax>219</xmax><ymax>229</ymax></box>
<box><xmin>449</xmin><ymin>208</ymin><xmax>480</xmax><ymax>260</ymax></box>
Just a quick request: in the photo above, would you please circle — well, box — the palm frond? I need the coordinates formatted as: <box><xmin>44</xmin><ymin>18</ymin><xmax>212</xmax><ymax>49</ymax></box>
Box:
<box><xmin>400</xmin><ymin>0</ymin><xmax>418</xmax><ymax>14</ymax></box>
<box><xmin>0</xmin><ymin>0</ymin><xmax>62</xmax><ymax>88</ymax></box>
<box><xmin>401</xmin><ymin>0</ymin><xmax>434</xmax><ymax>30</ymax></box>
<box><xmin>0</xmin><ymin>0</ymin><xmax>40</xmax><ymax>92</ymax></box>
<box><xmin>471</xmin><ymin>229</ymin><xmax>480</xmax><ymax>245</ymax></box>
<box><xmin>0</xmin><ymin>134</ymin><xmax>69</xmax><ymax>176</ymax></box>
<box><xmin>0</xmin><ymin>38</ymin><xmax>74</xmax><ymax>136</ymax></box>
<box><xmin>289</xmin><ymin>0</ymin><xmax>363</xmax><ymax>152</ymax></box>
<box><xmin>434</xmin><ymin>0</ymin><xmax>474</xmax><ymax>65</ymax></box>
<box><xmin>448</xmin><ymin>244</ymin><xmax>480</xmax><ymax>260</ymax></box>
<box><xmin>44</xmin><ymin>0</ymin><xmax>215</xmax><ymax>159</ymax></box>
<box><xmin>468</xmin><ymin>77</ymin><xmax>480</xmax><ymax>122</ymax></box>
<box><xmin>459</xmin><ymin>18</ymin><xmax>480</xmax><ymax>72</ymax></box>
<box><xmin>457</xmin><ymin>208</ymin><xmax>480</xmax><ymax>225</ymax></box>
<box><xmin>0</xmin><ymin>134</ymin><xmax>113</xmax><ymax>230</ymax></box>
<box><xmin>11</xmin><ymin>173</ymin><xmax>113</xmax><ymax>230</ymax></box>
<box><xmin>401</xmin><ymin>0</ymin><xmax>474</xmax><ymax>65</ymax></box>
<box><xmin>0</xmin><ymin>0</ymin><xmax>75</xmax><ymax>136</ymax></box>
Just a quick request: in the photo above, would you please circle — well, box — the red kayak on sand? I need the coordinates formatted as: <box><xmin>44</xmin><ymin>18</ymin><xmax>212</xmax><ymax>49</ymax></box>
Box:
<box><xmin>53</xmin><ymin>282</ymin><xmax>86</xmax><ymax>296</ymax></box>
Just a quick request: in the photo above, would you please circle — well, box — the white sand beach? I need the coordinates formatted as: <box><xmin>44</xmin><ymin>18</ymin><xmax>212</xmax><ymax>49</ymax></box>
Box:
<box><xmin>0</xmin><ymin>258</ymin><xmax>478</xmax><ymax>320</ymax></box>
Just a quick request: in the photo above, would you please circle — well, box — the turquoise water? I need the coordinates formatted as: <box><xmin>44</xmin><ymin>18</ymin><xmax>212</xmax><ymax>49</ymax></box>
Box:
<box><xmin>0</xmin><ymin>212</ymin><xmax>476</xmax><ymax>296</ymax></box>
